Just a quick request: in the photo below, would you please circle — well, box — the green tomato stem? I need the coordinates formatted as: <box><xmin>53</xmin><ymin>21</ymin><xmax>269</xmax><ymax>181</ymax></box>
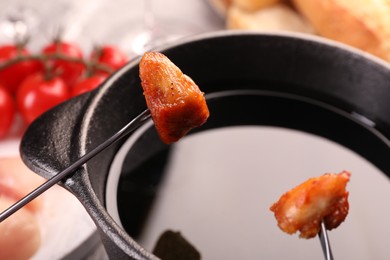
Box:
<box><xmin>0</xmin><ymin>52</ymin><xmax>115</xmax><ymax>76</ymax></box>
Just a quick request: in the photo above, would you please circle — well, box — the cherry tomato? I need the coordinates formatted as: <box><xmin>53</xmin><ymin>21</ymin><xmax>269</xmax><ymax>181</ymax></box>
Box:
<box><xmin>90</xmin><ymin>45</ymin><xmax>128</xmax><ymax>74</ymax></box>
<box><xmin>0</xmin><ymin>45</ymin><xmax>43</xmax><ymax>94</ymax></box>
<box><xmin>71</xmin><ymin>74</ymin><xmax>107</xmax><ymax>97</ymax></box>
<box><xmin>0</xmin><ymin>85</ymin><xmax>15</xmax><ymax>138</ymax></box>
<box><xmin>42</xmin><ymin>41</ymin><xmax>86</xmax><ymax>87</ymax></box>
<box><xmin>16</xmin><ymin>73</ymin><xmax>70</xmax><ymax>124</ymax></box>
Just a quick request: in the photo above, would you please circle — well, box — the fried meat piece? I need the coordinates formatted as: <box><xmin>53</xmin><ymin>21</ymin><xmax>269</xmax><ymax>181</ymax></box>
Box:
<box><xmin>270</xmin><ymin>171</ymin><xmax>350</xmax><ymax>238</ymax></box>
<box><xmin>139</xmin><ymin>52</ymin><xmax>209</xmax><ymax>144</ymax></box>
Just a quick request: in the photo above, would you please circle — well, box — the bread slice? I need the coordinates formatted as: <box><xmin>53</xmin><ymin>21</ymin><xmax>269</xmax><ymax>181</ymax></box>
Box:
<box><xmin>227</xmin><ymin>3</ymin><xmax>315</xmax><ymax>34</ymax></box>
<box><xmin>209</xmin><ymin>0</ymin><xmax>232</xmax><ymax>16</ymax></box>
<box><xmin>292</xmin><ymin>0</ymin><xmax>390</xmax><ymax>61</ymax></box>
<box><xmin>231</xmin><ymin>0</ymin><xmax>281</xmax><ymax>11</ymax></box>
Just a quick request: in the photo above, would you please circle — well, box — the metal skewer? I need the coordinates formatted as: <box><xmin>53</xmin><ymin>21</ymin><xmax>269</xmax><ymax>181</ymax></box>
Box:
<box><xmin>318</xmin><ymin>221</ymin><xmax>334</xmax><ymax>260</ymax></box>
<box><xmin>0</xmin><ymin>109</ymin><xmax>151</xmax><ymax>222</ymax></box>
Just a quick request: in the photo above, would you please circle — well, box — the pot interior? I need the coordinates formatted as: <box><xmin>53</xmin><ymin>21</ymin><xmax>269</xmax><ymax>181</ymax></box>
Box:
<box><xmin>106</xmin><ymin>90</ymin><xmax>390</xmax><ymax>259</ymax></box>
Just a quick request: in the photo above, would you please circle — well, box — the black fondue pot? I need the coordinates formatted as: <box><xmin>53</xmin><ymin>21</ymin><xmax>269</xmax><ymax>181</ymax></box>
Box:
<box><xmin>20</xmin><ymin>31</ymin><xmax>390</xmax><ymax>259</ymax></box>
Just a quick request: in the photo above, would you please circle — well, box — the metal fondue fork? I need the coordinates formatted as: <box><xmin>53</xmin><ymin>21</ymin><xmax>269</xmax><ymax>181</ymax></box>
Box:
<box><xmin>319</xmin><ymin>221</ymin><xmax>334</xmax><ymax>260</ymax></box>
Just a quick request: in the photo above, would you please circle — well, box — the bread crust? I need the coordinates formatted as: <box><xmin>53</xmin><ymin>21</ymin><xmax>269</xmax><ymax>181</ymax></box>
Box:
<box><xmin>227</xmin><ymin>3</ymin><xmax>315</xmax><ymax>34</ymax></box>
<box><xmin>232</xmin><ymin>0</ymin><xmax>281</xmax><ymax>11</ymax></box>
<box><xmin>292</xmin><ymin>0</ymin><xmax>390</xmax><ymax>61</ymax></box>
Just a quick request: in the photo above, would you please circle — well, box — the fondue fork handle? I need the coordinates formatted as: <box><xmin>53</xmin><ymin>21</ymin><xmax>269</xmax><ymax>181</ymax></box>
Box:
<box><xmin>318</xmin><ymin>221</ymin><xmax>334</xmax><ymax>260</ymax></box>
<box><xmin>0</xmin><ymin>109</ymin><xmax>151</xmax><ymax>222</ymax></box>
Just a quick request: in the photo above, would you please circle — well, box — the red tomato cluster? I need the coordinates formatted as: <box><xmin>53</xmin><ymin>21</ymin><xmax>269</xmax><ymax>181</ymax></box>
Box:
<box><xmin>0</xmin><ymin>41</ymin><xmax>128</xmax><ymax>139</ymax></box>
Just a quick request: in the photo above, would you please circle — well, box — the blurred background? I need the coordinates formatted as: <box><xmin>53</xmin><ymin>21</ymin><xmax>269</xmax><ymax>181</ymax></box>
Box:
<box><xmin>0</xmin><ymin>0</ymin><xmax>223</xmax><ymax>54</ymax></box>
<box><xmin>0</xmin><ymin>0</ymin><xmax>390</xmax><ymax>260</ymax></box>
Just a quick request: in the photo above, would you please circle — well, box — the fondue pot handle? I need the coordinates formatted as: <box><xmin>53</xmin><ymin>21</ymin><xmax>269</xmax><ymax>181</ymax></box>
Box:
<box><xmin>20</xmin><ymin>79</ymin><xmax>159</xmax><ymax>259</ymax></box>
